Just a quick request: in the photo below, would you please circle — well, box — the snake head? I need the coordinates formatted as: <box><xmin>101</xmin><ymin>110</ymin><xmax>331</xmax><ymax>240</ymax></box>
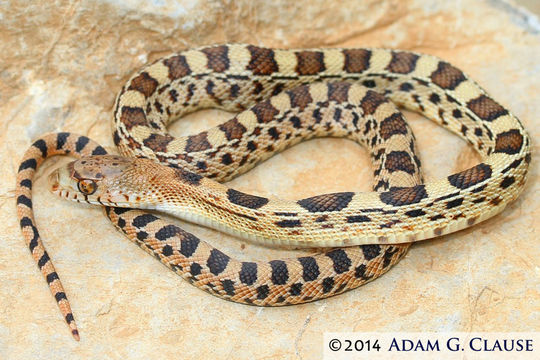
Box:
<box><xmin>49</xmin><ymin>155</ymin><xmax>162</xmax><ymax>207</ymax></box>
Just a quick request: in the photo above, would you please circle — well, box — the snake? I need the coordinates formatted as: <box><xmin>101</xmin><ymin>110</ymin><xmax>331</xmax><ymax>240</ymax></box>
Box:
<box><xmin>16</xmin><ymin>44</ymin><xmax>530</xmax><ymax>340</ymax></box>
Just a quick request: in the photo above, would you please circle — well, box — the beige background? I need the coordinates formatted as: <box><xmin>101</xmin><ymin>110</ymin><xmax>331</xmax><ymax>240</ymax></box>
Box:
<box><xmin>1</xmin><ymin>0</ymin><xmax>539</xmax><ymax>359</ymax></box>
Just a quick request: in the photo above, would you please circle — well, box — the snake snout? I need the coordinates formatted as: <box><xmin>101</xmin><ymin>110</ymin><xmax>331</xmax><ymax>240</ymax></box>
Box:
<box><xmin>48</xmin><ymin>162</ymin><xmax>82</xmax><ymax>199</ymax></box>
<box><xmin>48</xmin><ymin>169</ymin><xmax>60</xmax><ymax>192</ymax></box>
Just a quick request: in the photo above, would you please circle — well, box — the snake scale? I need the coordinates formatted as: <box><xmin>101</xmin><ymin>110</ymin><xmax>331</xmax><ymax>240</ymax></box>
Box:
<box><xmin>16</xmin><ymin>44</ymin><xmax>530</xmax><ymax>340</ymax></box>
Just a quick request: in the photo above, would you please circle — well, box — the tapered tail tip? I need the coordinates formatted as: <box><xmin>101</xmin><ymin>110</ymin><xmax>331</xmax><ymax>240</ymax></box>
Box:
<box><xmin>72</xmin><ymin>329</ymin><xmax>80</xmax><ymax>341</ymax></box>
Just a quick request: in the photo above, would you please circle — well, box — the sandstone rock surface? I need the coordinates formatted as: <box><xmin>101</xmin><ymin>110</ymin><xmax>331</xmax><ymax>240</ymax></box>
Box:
<box><xmin>1</xmin><ymin>0</ymin><xmax>539</xmax><ymax>358</ymax></box>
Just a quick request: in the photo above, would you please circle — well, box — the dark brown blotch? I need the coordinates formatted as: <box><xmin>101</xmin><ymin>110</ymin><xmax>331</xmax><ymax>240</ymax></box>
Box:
<box><xmin>219</xmin><ymin>118</ymin><xmax>247</xmax><ymax>141</ymax></box>
<box><xmin>298</xmin><ymin>256</ymin><xmax>320</xmax><ymax>282</ymax></box>
<box><xmin>251</xmin><ymin>100</ymin><xmax>279</xmax><ymax>123</ymax></box>
<box><xmin>385</xmin><ymin>151</ymin><xmax>416</xmax><ymax>174</ymax></box>
<box><xmin>448</xmin><ymin>163</ymin><xmax>492</xmax><ymax>189</ymax></box>
<box><xmin>360</xmin><ymin>90</ymin><xmax>387</xmax><ymax>115</ymax></box>
<box><xmin>327</xmin><ymin>82</ymin><xmax>351</xmax><ymax>103</ymax></box>
<box><xmin>467</xmin><ymin>95</ymin><xmax>508</xmax><ymax>122</ymax></box>
<box><xmin>430</xmin><ymin>61</ymin><xmax>466</xmax><ymax>90</ymax></box>
<box><xmin>380</xmin><ymin>219</ymin><xmax>402</xmax><ymax>228</ymax></box>
<box><xmin>221</xmin><ymin>153</ymin><xmax>233</xmax><ymax>165</ymax></box>
<box><xmin>128</xmin><ymin>72</ymin><xmax>158</xmax><ymax>98</ymax></box>
<box><xmin>288</xmin><ymin>85</ymin><xmax>313</xmax><ymax>111</ymax></box>
<box><xmin>325</xmin><ymin>249</ymin><xmax>352</xmax><ymax>274</ymax></box>
<box><xmin>342</xmin><ymin>49</ymin><xmax>371</xmax><ymax>73</ymax></box>
<box><xmin>120</xmin><ymin>106</ymin><xmax>147</xmax><ymax>130</ymax></box>
<box><xmin>163</xmin><ymin>55</ymin><xmax>191</xmax><ymax>80</ymax></box>
<box><xmin>143</xmin><ymin>133</ymin><xmax>174</xmax><ymax>153</ymax></box>
<box><xmin>298</xmin><ymin>192</ymin><xmax>354</xmax><ymax>212</ymax></box>
<box><xmin>295</xmin><ymin>51</ymin><xmax>325</xmax><ymax>75</ymax></box>
<box><xmin>201</xmin><ymin>45</ymin><xmax>230</xmax><ymax>72</ymax></box>
<box><xmin>206</xmin><ymin>249</ymin><xmax>230</xmax><ymax>276</ymax></box>
<box><xmin>386</xmin><ymin>51</ymin><xmax>419</xmax><ymax>74</ymax></box>
<box><xmin>379</xmin><ymin>113</ymin><xmax>409</xmax><ymax>140</ymax></box>
<box><xmin>246</xmin><ymin>45</ymin><xmax>279</xmax><ymax>75</ymax></box>
<box><xmin>494</xmin><ymin>129</ymin><xmax>524</xmax><ymax>155</ymax></box>
<box><xmin>379</xmin><ymin>185</ymin><xmax>428</xmax><ymax>206</ymax></box>
<box><xmin>185</xmin><ymin>132</ymin><xmax>212</xmax><ymax>152</ymax></box>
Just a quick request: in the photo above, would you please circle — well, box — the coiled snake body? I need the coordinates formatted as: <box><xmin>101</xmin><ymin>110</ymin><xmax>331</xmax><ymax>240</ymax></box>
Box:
<box><xmin>16</xmin><ymin>44</ymin><xmax>530</xmax><ymax>340</ymax></box>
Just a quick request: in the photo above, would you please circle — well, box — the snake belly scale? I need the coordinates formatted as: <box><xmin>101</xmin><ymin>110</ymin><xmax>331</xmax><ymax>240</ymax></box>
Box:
<box><xmin>16</xmin><ymin>44</ymin><xmax>531</xmax><ymax>340</ymax></box>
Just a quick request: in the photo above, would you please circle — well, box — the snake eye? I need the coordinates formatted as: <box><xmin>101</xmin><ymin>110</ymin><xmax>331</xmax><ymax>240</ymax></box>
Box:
<box><xmin>78</xmin><ymin>179</ymin><xmax>97</xmax><ymax>195</ymax></box>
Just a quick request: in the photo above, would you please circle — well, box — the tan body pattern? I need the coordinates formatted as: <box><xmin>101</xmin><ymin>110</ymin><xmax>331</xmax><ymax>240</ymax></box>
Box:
<box><xmin>17</xmin><ymin>44</ymin><xmax>531</xmax><ymax>340</ymax></box>
<box><xmin>109</xmin><ymin>44</ymin><xmax>530</xmax><ymax>247</ymax></box>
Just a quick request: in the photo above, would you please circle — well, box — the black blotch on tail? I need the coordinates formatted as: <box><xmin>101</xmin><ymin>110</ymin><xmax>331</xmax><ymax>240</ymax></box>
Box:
<box><xmin>206</xmin><ymin>249</ymin><xmax>230</xmax><ymax>275</ymax></box>
<box><xmin>54</xmin><ymin>292</ymin><xmax>67</xmax><ymax>302</ymax></box>
<box><xmin>325</xmin><ymin>249</ymin><xmax>352</xmax><ymax>274</ymax></box>
<box><xmin>221</xmin><ymin>279</ymin><xmax>236</xmax><ymax>296</ymax></box>
<box><xmin>46</xmin><ymin>272</ymin><xmax>60</xmax><ymax>284</ymax></box>
<box><xmin>269</xmin><ymin>260</ymin><xmax>289</xmax><ymax>285</ymax></box>
<box><xmin>17</xmin><ymin>195</ymin><xmax>32</xmax><ymax>208</ymax></box>
<box><xmin>355</xmin><ymin>264</ymin><xmax>372</xmax><ymax>280</ymax></box>
<box><xmin>404</xmin><ymin>209</ymin><xmax>426</xmax><ymax>217</ymax></box>
<box><xmin>132</xmin><ymin>214</ymin><xmax>159</xmax><ymax>228</ymax></box>
<box><xmin>239</xmin><ymin>262</ymin><xmax>258</xmax><ymax>285</ymax></box>
<box><xmin>361</xmin><ymin>245</ymin><xmax>381</xmax><ymax>260</ymax></box>
<box><xmin>56</xmin><ymin>132</ymin><xmax>69</xmax><ymax>150</ymax></box>
<box><xmin>322</xmin><ymin>277</ymin><xmax>334</xmax><ymax>293</ymax></box>
<box><xmin>161</xmin><ymin>245</ymin><xmax>174</xmax><ymax>257</ymax></box>
<box><xmin>347</xmin><ymin>215</ymin><xmax>371</xmax><ymax>223</ymax></box>
<box><xmin>75</xmin><ymin>136</ymin><xmax>90</xmax><ymax>152</ymax></box>
<box><xmin>290</xmin><ymin>282</ymin><xmax>303</xmax><ymax>296</ymax></box>
<box><xmin>446</xmin><ymin>198</ymin><xmax>464</xmax><ymax>209</ymax></box>
<box><xmin>20</xmin><ymin>179</ymin><xmax>32</xmax><ymax>189</ymax></box>
<box><xmin>155</xmin><ymin>225</ymin><xmax>180</xmax><ymax>241</ymax></box>
<box><xmin>256</xmin><ymin>285</ymin><xmax>270</xmax><ymax>300</ymax></box>
<box><xmin>298</xmin><ymin>256</ymin><xmax>320</xmax><ymax>282</ymax></box>
<box><xmin>190</xmin><ymin>262</ymin><xmax>202</xmax><ymax>276</ymax></box>
<box><xmin>179</xmin><ymin>232</ymin><xmax>200</xmax><ymax>257</ymax></box>
<box><xmin>18</xmin><ymin>159</ymin><xmax>37</xmax><ymax>172</ymax></box>
<box><xmin>92</xmin><ymin>146</ymin><xmax>107</xmax><ymax>155</ymax></box>
<box><xmin>37</xmin><ymin>252</ymin><xmax>50</xmax><ymax>268</ymax></box>
<box><xmin>32</xmin><ymin>139</ymin><xmax>48</xmax><ymax>158</ymax></box>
